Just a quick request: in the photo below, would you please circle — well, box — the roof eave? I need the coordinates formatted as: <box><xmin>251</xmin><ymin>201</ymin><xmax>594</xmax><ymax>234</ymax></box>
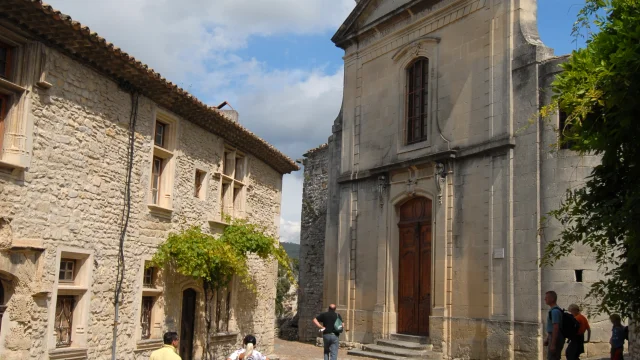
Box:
<box><xmin>3</xmin><ymin>0</ymin><xmax>299</xmax><ymax>175</ymax></box>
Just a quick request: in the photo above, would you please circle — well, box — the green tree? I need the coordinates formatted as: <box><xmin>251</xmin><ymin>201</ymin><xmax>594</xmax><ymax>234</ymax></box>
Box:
<box><xmin>151</xmin><ymin>220</ymin><xmax>294</xmax><ymax>360</ymax></box>
<box><xmin>540</xmin><ymin>0</ymin><xmax>640</xmax><ymax>321</ymax></box>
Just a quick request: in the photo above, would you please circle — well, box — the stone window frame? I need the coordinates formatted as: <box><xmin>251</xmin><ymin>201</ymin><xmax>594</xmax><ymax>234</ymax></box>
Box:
<box><xmin>216</xmin><ymin>145</ymin><xmax>248</xmax><ymax>221</ymax></box>
<box><xmin>393</xmin><ymin>38</ymin><xmax>439</xmax><ymax>156</ymax></box>
<box><xmin>148</xmin><ymin>109</ymin><xmax>179</xmax><ymax>217</ymax></box>
<box><xmin>194</xmin><ymin>168</ymin><xmax>208</xmax><ymax>200</ymax></box>
<box><xmin>47</xmin><ymin>247</ymin><xmax>93</xmax><ymax>359</ymax></box>
<box><xmin>212</xmin><ymin>284</ymin><xmax>233</xmax><ymax>333</ymax></box>
<box><xmin>0</xmin><ymin>26</ymin><xmax>49</xmax><ymax>171</ymax></box>
<box><xmin>405</xmin><ymin>57</ymin><xmax>430</xmax><ymax>145</ymax></box>
<box><xmin>135</xmin><ymin>259</ymin><xmax>164</xmax><ymax>350</ymax></box>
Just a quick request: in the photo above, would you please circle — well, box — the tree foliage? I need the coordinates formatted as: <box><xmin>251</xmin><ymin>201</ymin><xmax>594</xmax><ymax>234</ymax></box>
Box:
<box><xmin>540</xmin><ymin>0</ymin><xmax>640</xmax><ymax>321</ymax></box>
<box><xmin>151</xmin><ymin>219</ymin><xmax>294</xmax><ymax>359</ymax></box>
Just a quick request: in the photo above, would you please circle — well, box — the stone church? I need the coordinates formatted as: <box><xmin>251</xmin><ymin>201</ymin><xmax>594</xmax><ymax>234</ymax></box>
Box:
<box><xmin>298</xmin><ymin>0</ymin><xmax>610</xmax><ymax>359</ymax></box>
<box><xmin>0</xmin><ymin>1</ymin><xmax>297</xmax><ymax>359</ymax></box>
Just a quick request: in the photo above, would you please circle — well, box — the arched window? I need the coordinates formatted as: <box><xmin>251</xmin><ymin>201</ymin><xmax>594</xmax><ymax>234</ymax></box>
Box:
<box><xmin>406</xmin><ymin>58</ymin><xmax>429</xmax><ymax>144</ymax></box>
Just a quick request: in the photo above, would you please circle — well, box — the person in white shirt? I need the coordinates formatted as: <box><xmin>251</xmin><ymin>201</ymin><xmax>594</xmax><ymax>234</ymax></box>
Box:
<box><xmin>227</xmin><ymin>335</ymin><xmax>268</xmax><ymax>360</ymax></box>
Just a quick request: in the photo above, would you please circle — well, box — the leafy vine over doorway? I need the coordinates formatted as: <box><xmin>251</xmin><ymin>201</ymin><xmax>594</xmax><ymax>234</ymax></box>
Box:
<box><xmin>152</xmin><ymin>219</ymin><xmax>294</xmax><ymax>360</ymax></box>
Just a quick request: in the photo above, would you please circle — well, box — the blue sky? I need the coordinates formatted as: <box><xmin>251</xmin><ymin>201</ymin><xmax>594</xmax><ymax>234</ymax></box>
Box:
<box><xmin>47</xmin><ymin>0</ymin><xmax>591</xmax><ymax>243</ymax></box>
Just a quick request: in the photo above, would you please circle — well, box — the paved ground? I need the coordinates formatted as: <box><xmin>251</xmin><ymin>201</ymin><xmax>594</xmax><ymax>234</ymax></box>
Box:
<box><xmin>273</xmin><ymin>338</ymin><xmax>375</xmax><ymax>360</ymax></box>
<box><xmin>272</xmin><ymin>338</ymin><xmax>628</xmax><ymax>360</ymax></box>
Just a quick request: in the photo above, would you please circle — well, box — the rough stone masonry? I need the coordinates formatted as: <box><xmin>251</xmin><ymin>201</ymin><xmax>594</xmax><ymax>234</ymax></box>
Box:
<box><xmin>0</xmin><ymin>2</ymin><xmax>297</xmax><ymax>360</ymax></box>
<box><xmin>297</xmin><ymin>144</ymin><xmax>329</xmax><ymax>342</ymax></box>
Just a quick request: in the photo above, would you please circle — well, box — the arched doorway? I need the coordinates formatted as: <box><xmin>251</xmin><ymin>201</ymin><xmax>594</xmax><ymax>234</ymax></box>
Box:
<box><xmin>180</xmin><ymin>288</ymin><xmax>197</xmax><ymax>360</ymax></box>
<box><xmin>397</xmin><ymin>197</ymin><xmax>432</xmax><ymax>336</ymax></box>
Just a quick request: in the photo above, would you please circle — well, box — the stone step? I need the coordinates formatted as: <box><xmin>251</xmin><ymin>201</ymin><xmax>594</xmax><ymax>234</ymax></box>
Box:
<box><xmin>375</xmin><ymin>339</ymin><xmax>433</xmax><ymax>351</ymax></box>
<box><xmin>362</xmin><ymin>344</ymin><xmax>428</xmax><ymax>358</ymax></box>
<box><xmin>347</xmin><ymin>349</ymin><xmax>405</xmax><ymax>360</ymax></box>
<box><xmin>388</xmin><ymin>333</ymin><xmax>429</xmax><ymax>344</ymax></box>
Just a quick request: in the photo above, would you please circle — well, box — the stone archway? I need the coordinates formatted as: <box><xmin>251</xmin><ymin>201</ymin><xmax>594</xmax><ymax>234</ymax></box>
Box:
<box><xmin>397</xmin><ymin>196</ymin><xmax>432</xmax><ymax>336</ymax></box>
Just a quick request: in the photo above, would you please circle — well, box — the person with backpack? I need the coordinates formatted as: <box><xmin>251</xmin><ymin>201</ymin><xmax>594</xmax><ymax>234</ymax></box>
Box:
<box><xmin>544</xmin><ymin>291</ymin><xmax>566</xmax><ymax>360</ymax></box>
<box><xmin>313</xmin><ymin>304</ymin><xmax>343</xmax><ymax>360</ymax></box>
<box><xmin>566</xmin><ymin>304</ymin><xmax>591</xmax><ymax>360</ymax></box>
<box><xmin>609</xmin><ymin>314</ymin><xmax>625</xmax><ymax>360</ymax></box>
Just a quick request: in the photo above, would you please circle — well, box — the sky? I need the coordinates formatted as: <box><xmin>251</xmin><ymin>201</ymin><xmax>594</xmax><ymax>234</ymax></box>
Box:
<box><xmin>46</xmin><ymin>0</ymin><xmax>591</xmax><ymax>244</ymax></box>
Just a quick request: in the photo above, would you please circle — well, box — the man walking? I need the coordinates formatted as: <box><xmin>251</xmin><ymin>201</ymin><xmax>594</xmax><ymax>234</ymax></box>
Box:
<box><xmin>150</xmin><ymin>332</ymin><xmax>182</xmax><ymax>360</ymax></box>
<box><xmin>543</xmin><ymin>291</ymin><xmax>565</xmax><ymax>360</ymax></box>
<box><xmin>566</xmin><ymin>303</ymin><xmax>591</xmax><ymax>360</ymax></box>
<box><xmin>313</xmin><ymin>304</ymin><xmax>343</xmax><ymax>360</ymax></box>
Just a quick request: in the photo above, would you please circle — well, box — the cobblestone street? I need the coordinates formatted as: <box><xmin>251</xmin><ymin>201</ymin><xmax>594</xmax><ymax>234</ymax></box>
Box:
<box><xmin>273</xmin><ymin>339</ymin><xmax>375</xmax><ymax>360</ymax></box>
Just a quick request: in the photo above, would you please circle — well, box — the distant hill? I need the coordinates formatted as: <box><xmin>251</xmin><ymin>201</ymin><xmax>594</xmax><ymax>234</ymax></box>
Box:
<box><xmin>280</xmin><ymin>242</ymin><xmax>300</xmax><ymax>259</ymax></box>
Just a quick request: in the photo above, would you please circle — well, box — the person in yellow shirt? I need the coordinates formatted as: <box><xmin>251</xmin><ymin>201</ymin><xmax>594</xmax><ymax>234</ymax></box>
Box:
<box><xmin>150</xmin><ymin>332</ymin><xmax>181</xmax><ymax>360</ymax></box>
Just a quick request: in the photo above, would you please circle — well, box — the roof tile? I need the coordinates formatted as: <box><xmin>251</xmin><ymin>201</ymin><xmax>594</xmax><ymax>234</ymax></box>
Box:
<box><xmin>6</xmin><ymin>0</ymin><xmax>298</xmax><ymax>174</ymax></box>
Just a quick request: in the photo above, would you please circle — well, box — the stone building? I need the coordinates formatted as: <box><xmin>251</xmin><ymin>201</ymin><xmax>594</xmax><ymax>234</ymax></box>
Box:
<box><xmin>299</xmin><ymin>0</ymin><xmax>609</xmax><ymax>359</ymax></box>
<box><xmin>297</xmin><ymin>143</ymin><xmax>330</xmax><ymax>342</ymax></box>
<box><xmin>0</xmin><ymin>1</ymin><xmax>297</xmax><ymax>360</ymax></box>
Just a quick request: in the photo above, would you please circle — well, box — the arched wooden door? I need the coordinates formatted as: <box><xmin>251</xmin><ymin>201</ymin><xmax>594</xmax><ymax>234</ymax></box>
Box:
<box><xmin>397</xmin><ymin>197</ymin><xmax>432</xmax><ymax>336</ymax></box>
<box><xmin>180</xmin><ymin>288</ymin><xmax>197</xmax><ymax>360</ymax></box>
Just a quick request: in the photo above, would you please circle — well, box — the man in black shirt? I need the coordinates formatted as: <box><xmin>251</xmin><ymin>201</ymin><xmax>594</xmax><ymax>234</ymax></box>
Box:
<box><xmin>313</xmin><ymin>304</ymin><xmax>342</xmax><ymax>360</ymax></box>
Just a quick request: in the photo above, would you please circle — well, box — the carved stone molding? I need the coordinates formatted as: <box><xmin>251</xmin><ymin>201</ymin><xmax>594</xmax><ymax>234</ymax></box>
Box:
<box><xmin>392</xmin><ymin>36</ymin><xmax>440</xmax><ymax>62</ymax></box>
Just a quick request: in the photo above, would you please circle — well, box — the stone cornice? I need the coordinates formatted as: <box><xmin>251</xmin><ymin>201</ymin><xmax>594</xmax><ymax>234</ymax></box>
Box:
<box><xmin>343</xmin><ymin>0</ymin><xmax>485</xmax><ymax>64</ymax></box>
<box><xmin>336</xmin><ymin>135</ymin><xmax>515</xmax><ymax>184</ymax></box>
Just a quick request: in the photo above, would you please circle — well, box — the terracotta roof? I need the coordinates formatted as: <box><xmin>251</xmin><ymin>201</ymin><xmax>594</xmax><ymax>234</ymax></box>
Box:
<box><xmin>0</xmin><ymin>0</ymin><xmax>299</xmax><ymax>174</ymax></box>
<box><xmin>303</xmin><ymin>143</ymin><xmax>328</xmax><ymax>156</ymax></box>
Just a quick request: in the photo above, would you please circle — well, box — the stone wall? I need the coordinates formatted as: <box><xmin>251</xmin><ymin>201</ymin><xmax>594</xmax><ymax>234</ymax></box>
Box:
<box><xmin>0</xmin><ymin>43</ymin><xmax>282</xmax><ymax>360</ymax></box>
<box><xmin>304</xmin><ymin>0</ymin><xmax>609</xmax><ymax>359</ymax></box>
<box><xmin>297</xmin><ymin>144</ymin><xmax>329</xmax><ymax>341</ymax></box>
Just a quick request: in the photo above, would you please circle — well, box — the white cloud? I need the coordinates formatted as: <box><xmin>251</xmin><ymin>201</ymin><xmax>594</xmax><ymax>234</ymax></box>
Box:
<box><xmin>47</xmin><ymin>0</ymin><xmax>350</xmax><ymax>247</ymax></box>
<box><xmin>47</xmin><ymin>0</ymin><xmax>354</xmax><ymax>83</ymax></box>
<box><xmin>227</xmin><ymin>65</ymin><xmax>344</xmax><ymax>158</ymax></box>
<box><xmin>279</xmin><ymin>218</ymin><xmax>301</xmax><ymax>244</ymax></box>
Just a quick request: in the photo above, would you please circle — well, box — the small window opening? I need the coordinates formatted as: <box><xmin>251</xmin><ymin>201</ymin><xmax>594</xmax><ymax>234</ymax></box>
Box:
<box><xmin>154</xmin><ymin>122</ymin><xmax>167</xmax><ymax>148</ymax></box>
<box><xmin>59</xmin><ymin>259</ymin><xmax>76</xmax><ymax>283</ymax></box>
<box><xmin>143</xmin><ymin>267</ymin><xmax>154</xmax><ymax>288</ymax></box>
<box><xmin>575</xmin><ymin>270</ymin><xmax>583</xmax><ymax>283</ymax></box>
<box><xmin>0</xmin><ymin>42</ymin><xmax>12</xmax><ymax>79</ymax></box>
<box><xmin>195</xmin><ymin>170</ymin><xmax>206</xmax><ymax>198</ymax></box>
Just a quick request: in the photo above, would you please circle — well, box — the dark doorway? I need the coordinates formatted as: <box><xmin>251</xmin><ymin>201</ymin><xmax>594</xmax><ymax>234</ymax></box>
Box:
<box><xmin>0</xmin><ymin>281</ymin><xmax>5</xmax><ymax>334</ymax></box>
<box><xmin>397</xmin><ymin>197</ymin><xmax>432</xmax><ymax>336</ymax></box>
<box><xmin>180</xmin><ymin>288</ymin><xmax>197</xmax><ymax>360</ymax></box>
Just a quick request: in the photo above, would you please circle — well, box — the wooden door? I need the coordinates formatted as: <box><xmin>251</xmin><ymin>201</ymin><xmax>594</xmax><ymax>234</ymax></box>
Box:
<box><xmin>180</xmin><ymin>289</ymin><xmax>197</xmax><ymax>360</ymax></box>
<box><xmin>397</xmin><ymin>197</ymin><xmax>432</xmax><ymax>336</ymax></box>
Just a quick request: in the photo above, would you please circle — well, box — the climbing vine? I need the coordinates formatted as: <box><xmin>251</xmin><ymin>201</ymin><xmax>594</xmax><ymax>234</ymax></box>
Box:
<box><xmin>151</xmin><ymin>219</ymin><xmax>294</xmax><ymax>359</ymax></box>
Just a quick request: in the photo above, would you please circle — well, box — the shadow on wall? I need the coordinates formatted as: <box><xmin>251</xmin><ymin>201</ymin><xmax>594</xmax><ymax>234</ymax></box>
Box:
<box><xmin>470</xmin><ymin>321</ymin><xmax>488</xmax><ymax>359</ymax></box>
<box><xmin>234</xmin><ymin>282</ymin><xmax>258</xmax><ymax>340</ymax></box>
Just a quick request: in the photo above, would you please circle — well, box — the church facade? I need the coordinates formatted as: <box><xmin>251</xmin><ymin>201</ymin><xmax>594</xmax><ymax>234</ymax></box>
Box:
<box><xmin>298</xmin><ymin>0</ymin><xmax>609</xmax><ymax>358</ymax></box>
